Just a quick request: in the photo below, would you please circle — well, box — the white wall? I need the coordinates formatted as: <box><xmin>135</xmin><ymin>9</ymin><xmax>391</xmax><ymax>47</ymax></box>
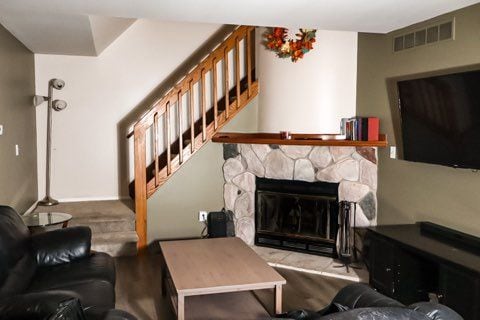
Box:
<box><xmin>257</xmin><ymin>28</ymin><xmax>358</xmax><ymax>133</ymax></box>
<box><xmin>34</xmin><ymin>24</ymin><xmax>358</xmax><ymax>201</ymax></box>
<box><xmin>35</xmin><ymin>20</ymin><xmax>221</xmax><ymax>200</ymax></box>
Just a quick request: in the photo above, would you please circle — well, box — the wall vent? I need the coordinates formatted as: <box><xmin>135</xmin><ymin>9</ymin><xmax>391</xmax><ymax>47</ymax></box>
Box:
<box><xmin>393</xmin><ymin>19</ymin><xmax>454</xmax><ymax>52</ymax></box>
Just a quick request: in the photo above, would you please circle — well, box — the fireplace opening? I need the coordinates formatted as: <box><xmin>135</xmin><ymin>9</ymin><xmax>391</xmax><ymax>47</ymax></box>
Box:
<box><xmin>255</xmin><ymin>177</ymin><xmax>339</xmax><ymax>257</ymax></box>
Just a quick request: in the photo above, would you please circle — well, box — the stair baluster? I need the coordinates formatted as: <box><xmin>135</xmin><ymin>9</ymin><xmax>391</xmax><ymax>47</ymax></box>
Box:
<box><xmin>153</xmin><ymin>112</ymin><xmax>159</xmax><ymax>187</ymax></box>
<box><xmin>213</xmin><ymin>57</ymin><xmax>218</xmax><ymax>130</ymax></box>
<box><xmin>201</xmin><ymin>69</ymin><xmax>207</xmax><ymax>142</ymax></box>
<box><xmin>235</xmin><ymin>37</ymin><xmax>241</xmax><ymax>108</ymax></box>
<box><xmin>247</xmin><ymin>30</ymin><xmax>252</xmax><ymax>98</ymax></box>
<box><xmin>166</xmin><ymin>102</ymin><xmax>172</xmax><ymax>175</ymax></box>
<box><xmin>177</xmin><ymin>91</ymin><xmax>184</xmax><ymax>164</ymax></box>
<box><xmin>224</xmin><ymin>47</ymin><xmax>230</xmax><ymax>119</ymax></box>
<box><xmin>189</xmin><ymin>80</ymin><xmax>195</xmax><ymax>153</ymax></box>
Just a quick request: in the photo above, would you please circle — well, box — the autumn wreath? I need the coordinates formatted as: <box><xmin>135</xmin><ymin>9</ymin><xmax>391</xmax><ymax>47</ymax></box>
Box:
<box><xmin>264</xmin><ymin>28</ymin><xmax>317</xmax><ymax>62</ymax></box>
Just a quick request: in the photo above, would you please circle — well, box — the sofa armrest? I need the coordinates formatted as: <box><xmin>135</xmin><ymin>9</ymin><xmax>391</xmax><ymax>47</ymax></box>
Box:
<box><xmin>315</xmin><ymin>307</ymin><xmax>432</xmax><ymax>320</ymax></box>
<box><xmin>409</xmin><ymin>302</ymin><xmax>463</xmax><ymax>320</ymax></box>
<box><xmin>0</xmin><ymin>291</ymin><xmax>85</xmax><ymax>320</ymax></box>
<box><xmin>275</xmin><ymin>284</ymin><xmax>407</xmax><ymax>320</ymax></box>
<box><xmin>31</xmin><ymin>226</ymin><xmax>92</xmax><ymax>267</ymax></box>
<box><xmin>328</xmin><ymin>283</ymin><xmax>404</xmax><ymax>310</ymax></box>
<box><xmin>275</xmin><ymin>309</ymin><xmax>321</xmax><ymax>320</ymax></box>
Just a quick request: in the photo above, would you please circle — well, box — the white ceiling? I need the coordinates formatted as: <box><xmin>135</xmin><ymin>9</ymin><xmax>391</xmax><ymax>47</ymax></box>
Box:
<box><xmin>0</xmin><ymin>5</ymin><xmax>135</xmax><ymax>56</ymax></box>
<box><xmin>0</xmin><ymin>0</ymin><xmax>478</xmax><ymax>55</ymax></box>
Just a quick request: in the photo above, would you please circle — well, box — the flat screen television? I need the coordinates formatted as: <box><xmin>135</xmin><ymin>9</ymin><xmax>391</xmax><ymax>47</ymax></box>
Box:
<box><xmin>396</xmin><ymin>69</ymin><xmax>480</xmax><ymax>169</ymax></box>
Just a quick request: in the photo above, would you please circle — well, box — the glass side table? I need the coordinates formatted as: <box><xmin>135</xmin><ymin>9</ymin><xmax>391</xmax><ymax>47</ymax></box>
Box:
<box><xmin>22</xmin><ymin>212</ymin><xmax>72</xmax><ymax>233</ymax></box>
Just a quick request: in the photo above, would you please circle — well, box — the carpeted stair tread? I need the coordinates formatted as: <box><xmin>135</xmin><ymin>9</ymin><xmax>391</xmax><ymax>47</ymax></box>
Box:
<box><xmin>92</xmin><ymin>231</ymin><xmax>139</xmax><ymax>243</ymax></box>
<box><xmin>69</xmin><ymin>216</ymin><xmax>135</xmax><ymax>233</ymax></box>
<box><xmin>92</xmin><ymin>231</ymin><xmax>138</xmax><ymax>257</ymax></box>
<box><xmin>34</xmin><ymin>200</ymin><xmax>135</xmax><ymax>218</ymax></box>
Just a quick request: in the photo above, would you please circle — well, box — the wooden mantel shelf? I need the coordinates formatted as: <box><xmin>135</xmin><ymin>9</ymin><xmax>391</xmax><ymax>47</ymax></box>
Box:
<box><xmin>212</xmin><ymin>132</ymin><xmax>388</xmax><ymax>147</ymax></box>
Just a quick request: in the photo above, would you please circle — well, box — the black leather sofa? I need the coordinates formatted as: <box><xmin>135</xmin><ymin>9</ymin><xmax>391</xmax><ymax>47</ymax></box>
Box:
<box><xmin>0</xmin><ymin>205</ymin><xmax>136</xmax><ymax>320</ymax></box>
<box><xmin>276</xmin><ymin>283</ymin><xmax>463</xmax><ymax>320</ymax></box>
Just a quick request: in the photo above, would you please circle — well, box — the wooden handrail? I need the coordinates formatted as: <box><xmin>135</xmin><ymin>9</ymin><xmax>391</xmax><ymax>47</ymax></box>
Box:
<box><xmin>133</xmin><ymin>26</ymin><xmax>252</xmax><ymax>131</ymax></box>
<box><xmin>132</xmin><ymin>26</ymin><xmax>257</xmax><ymax>249</ymax></box>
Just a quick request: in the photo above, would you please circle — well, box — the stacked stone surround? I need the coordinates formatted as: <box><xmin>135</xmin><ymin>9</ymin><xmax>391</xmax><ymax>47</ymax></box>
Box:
<box><xmin>222</xmin><ymin>143</ymin><xmax>378</xmax><ymax>245</ymax></box>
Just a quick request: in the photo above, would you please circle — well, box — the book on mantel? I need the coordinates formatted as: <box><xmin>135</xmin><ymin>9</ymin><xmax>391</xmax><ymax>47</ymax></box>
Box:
<box><xmin>341</xmin><ymin>117</ymin><xmax>379</xmax><ymax>141</ymax></box>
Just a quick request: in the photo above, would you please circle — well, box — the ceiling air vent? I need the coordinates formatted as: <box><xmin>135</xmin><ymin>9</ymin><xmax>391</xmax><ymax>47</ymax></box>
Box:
<box><xmin>393</xmin><ymin>19</ymin><xmax>454</xmax><ymax>52</ymax></box>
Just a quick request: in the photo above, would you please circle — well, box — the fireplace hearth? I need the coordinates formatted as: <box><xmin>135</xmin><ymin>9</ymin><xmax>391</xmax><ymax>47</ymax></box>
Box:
<box><xmin>255</xmin><ymin>177</ymin><xmax>339</xmax><ymax>257</ymax></box>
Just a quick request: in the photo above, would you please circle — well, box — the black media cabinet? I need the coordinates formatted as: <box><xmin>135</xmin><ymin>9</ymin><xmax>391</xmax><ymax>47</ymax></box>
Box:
<box><xmin>367</xmin><ymin>222</ymin><xmax>480</xmax><ymax>320</ymax></box>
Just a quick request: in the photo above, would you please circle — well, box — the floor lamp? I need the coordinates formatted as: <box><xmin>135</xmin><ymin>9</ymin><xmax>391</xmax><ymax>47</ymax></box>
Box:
<box><xmin>34</xmin><ymin>79</ymin><xmax>68</xmax><ymax>206</ymax></box>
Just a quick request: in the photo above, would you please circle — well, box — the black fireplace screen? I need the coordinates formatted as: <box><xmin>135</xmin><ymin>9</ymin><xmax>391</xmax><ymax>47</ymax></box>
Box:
<box><xmin>255</xmin><ymin>178</ymin><xmax>339</xmax><ymax>256</ymax></box>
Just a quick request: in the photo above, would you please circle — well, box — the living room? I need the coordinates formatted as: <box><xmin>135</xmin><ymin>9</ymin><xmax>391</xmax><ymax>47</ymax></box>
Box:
<box><xmin>1</xmin><ymin>1</ymin><xmax>479</xmax><ymax>319</ymax></box>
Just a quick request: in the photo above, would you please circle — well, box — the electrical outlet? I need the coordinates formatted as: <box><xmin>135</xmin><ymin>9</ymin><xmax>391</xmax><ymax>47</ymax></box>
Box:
<box><xmin>390</xmin><ymin>146</ymin><xmax>397</xmax><ymax>159</ymax></box>
<box><xmin>198</xmin><ymin>211</ymin><xmax>208</xmax><ymax>222</ymax></box>
<box><xmin>0</xmin><ymin>125</ymin><xmax>3</xmax><ymax>136</ymax></box>
<box><xmin>15</xmin><ymin>144</ymin><xmax>19</xmax><ymax>156</ymax></box>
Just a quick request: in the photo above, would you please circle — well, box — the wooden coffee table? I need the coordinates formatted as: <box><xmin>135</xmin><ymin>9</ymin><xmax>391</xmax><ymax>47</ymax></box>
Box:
<box><xmin>160</xmin><ymin>237</ymin><xmax>286</xmax><ymax>320</ymax></box>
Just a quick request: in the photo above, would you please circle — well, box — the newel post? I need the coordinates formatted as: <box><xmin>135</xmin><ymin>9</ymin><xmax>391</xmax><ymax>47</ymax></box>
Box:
<box><xmin>134</xmin><ymin>126</ymin><xmax>148</xmax><ymax>250</ymax></box>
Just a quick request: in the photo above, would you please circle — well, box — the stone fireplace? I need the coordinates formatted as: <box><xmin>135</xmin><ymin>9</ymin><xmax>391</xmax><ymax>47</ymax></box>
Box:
<box><xmin>222</xmin><ymin>144</ymin><xmax>378</xmax><ymax>248</ymax></box>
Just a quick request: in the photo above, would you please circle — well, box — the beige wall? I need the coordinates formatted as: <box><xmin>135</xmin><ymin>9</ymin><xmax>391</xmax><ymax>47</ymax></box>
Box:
<box><xmin>257</xmin><ymin>28</ymin><xmax>358</xmax><ymax>133</ymax></box>
<box><xmin>147</xmin><ymin>98</ymin><xmax>258</xmax><ymax>242</ymax></box>
<box><xmin>357</xmin><ymin>4</ymin><xmax>480</xmax><ymax>236</ymax></box>
<box><xmin>0</xmin><ymin>24</ymin><xmax>37</xmax><ymax>212</ymax></box>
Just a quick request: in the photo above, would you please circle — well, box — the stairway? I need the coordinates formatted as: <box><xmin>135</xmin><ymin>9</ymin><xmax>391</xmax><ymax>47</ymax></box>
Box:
<box><xmin>130</xmin><ymin>26</ymin><xmax>258</xmax><ymax>248</ymax></box>
<box><xmin>34</xmin><ymin>200</ymin><xmax>138</xmax><ymax>256</ymax></box>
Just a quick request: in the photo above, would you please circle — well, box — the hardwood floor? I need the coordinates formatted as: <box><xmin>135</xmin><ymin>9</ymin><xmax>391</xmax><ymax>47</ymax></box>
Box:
<box><xmin>114</xmin><ymin>253</ymin><xmax>353</xmax><ymax>320</ymax></box>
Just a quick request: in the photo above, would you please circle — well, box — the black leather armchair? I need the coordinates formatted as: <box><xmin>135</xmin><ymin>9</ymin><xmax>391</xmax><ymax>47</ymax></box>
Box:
<box><xmin>276</xmin><ymin>283</ymin><xmax>463</xmax><ymax>320</ymax></box>
<box><xmin>0</xmin><ymin>205</ymin><xmax>136</xmax><ymax>320</ymax></box>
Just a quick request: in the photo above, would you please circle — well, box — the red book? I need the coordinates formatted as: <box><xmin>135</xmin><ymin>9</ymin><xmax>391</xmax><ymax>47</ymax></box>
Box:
<box><xmin>368</xmin><ymin>117</ymin><xmax>379</xmax><ymax>141</ymax></box>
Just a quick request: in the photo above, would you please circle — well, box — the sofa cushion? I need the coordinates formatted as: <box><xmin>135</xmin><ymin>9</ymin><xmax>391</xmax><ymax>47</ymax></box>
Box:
<box><xmin>29</xmin><ymin>279</ymin><xmax>115</xmax><ymax>310</ymax></box>
<box><xmin>0</xmin><ymin>206</ymin><xmax>35</xmax><ymax>299</ymax></box>
<box><xmin>28</xmin><ymin>252</ymin><xmax>115</xmax><ymax>292</ymax></box>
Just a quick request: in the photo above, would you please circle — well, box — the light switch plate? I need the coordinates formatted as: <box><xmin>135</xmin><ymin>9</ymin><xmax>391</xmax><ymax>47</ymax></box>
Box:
<box><xmin>390</xmin><ymin>146</ymin><xmax>397</xmax><ymax>159</ymax></box>
<box><xmin>15</xmin><ymin>144</ymin><xmax>19</xmax><ymax>156</ymax></box>
<box><xmin>0</xmin><ymin>125</ymin><xmax>3</xmax><ymax>136</ymax></box>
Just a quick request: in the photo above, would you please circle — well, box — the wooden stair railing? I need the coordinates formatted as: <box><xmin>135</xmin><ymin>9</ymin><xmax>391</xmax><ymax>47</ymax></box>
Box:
<box><xmin>132</xmin><ymin>26</ymin><xmax>258</xmax><ymax>249</ymax></box>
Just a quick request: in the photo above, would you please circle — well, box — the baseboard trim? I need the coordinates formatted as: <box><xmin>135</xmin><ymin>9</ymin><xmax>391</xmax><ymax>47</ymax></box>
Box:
<box><xmin>55</xmin><ymin>196</ymin><xmax>131</xmax><ymax>203</ymax></box>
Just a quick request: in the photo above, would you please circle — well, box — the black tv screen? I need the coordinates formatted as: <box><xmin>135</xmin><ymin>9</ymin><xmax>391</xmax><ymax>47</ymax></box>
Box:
<box><xmin>397</xmin><ymin>70</ymin><xmax>480</xmax><ymax>169</ymax></box>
